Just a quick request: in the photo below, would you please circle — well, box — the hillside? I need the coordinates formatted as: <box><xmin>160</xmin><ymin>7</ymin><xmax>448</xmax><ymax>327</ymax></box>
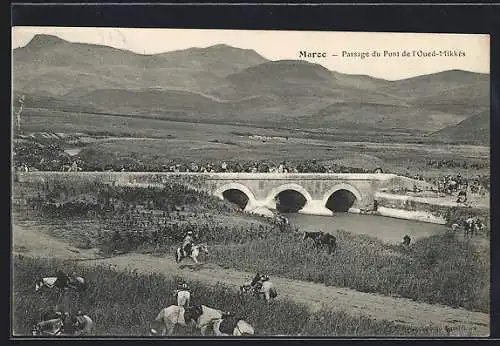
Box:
<box><xmin>301</xmin><ymin>103</ymin><xmax>468</xmax><ymax>132</ymax></box>
<box><xmin>381</xmin><ymin>69</ymin><xmax>489</xmax><ymax>100</ymax></box>
<box><xmin>213</xmin><ymin>60</ymin><xmax>393</xmax><ymax>99</ymax></box>
<box><xmin>428</xmin><ymin>111</ymin><xmax>490</xmax><ymax>145</ymax></box>
<box><xmin>12</xmin><ymin>34</ymin><xmax>490</xmax><ymax>140</ymax></box>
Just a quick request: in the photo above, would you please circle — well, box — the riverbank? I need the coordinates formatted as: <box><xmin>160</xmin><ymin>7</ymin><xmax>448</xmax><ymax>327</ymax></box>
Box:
<box><xmin>374</xmin><ymin>191</ymin><xmax>490</xmax><ymax>226</ymax></box>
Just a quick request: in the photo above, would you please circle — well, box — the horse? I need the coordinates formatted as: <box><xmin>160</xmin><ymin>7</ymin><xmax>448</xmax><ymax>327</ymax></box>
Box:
<box><xmin>240</xmin><ymin>273</ymin><xmax>277</xmax><ymax>303</ymax></box>
<box><xmin>35</xmin><ymin>276</ymin><xmax>86</xmax><ymax>293</ymax></box>
<box><xmin>184</xmin><ymin>305</ymin><xmax>224</xmax><ymax>336</ymax></box>
<box><xmin>174</xmin><ymin>290</ymin><xmax>191</xmax><ymax>307</ymax></box>
<box><xmin>321</xmin><ymin>233</ymin><xmax>337</xmax><ymax>254</ymax></box>
<box><xmin>150</xmin><ymin>305</ymin><xmax>194</xmax><ymax>336</ymax></box>
<box><xmin>32</xmin><ymin>318</ymin><xmax>64</xmax><ymax>336</ymax></box>
<box><xmin>150</xmin><ymin>304</ymin><xmax>222</xmax><ymax>336</ymax></box>
<box><xmin>303</xmin><ymin>231</ymin><xmax>337</xmax><ymax>254</ymax></box>
<box><xmin>40</xmin><ymin>308</ymin><xmax>63</xmax><ymax>322</ymax></box>
<box><xmin>303</xmin><ymin>231</ymin><xmax>323</xmax><ymax>243</ymax></box>
<box><xmin>209</xmin><ymin>318</ymin><xmax>255</xmax><ymax>336</ymax></box>
<box><xmin>466</xmin><ymin>218</ymin><xmax>485</xmax><ymax>238</ymax></box>
<box><xmin>66</xmin><ymin>314</ymin><xmax>94</xmax><ymax>336</ymax></box>
<box><xmin>175</xmin><ymin>243</ymin><xmax>209</xmax><ymax>265</ymax></box>
<box><xmin>464</xmin><ymin>217</ymin><xmax>480</xmax><ymax>238</ymax></box>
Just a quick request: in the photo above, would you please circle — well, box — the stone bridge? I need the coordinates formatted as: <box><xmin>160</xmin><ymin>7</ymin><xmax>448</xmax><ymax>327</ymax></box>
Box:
<box><xmin>14</xmin><ymin>172</ymin><xmax>432</xmax><ymax>216</ymax></box>
<box><xmin>199</xmin><ymin>173</ymin><xmax>430</xmax><ymax>215</ymax></box>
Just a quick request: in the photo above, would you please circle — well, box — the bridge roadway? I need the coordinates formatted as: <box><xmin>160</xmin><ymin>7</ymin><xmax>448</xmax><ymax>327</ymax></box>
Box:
<box><xmin>15</xmin><ymin>172</ymin><xmax>432</xmax><ymax>216</ymax></box>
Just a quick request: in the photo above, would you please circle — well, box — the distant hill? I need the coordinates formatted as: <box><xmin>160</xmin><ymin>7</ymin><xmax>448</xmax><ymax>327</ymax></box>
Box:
<box><xmin>380</xmin><ymin>69</ymin><xmax>489</xmax><ymax>99</ymax></box>
<box><xmin>13</xmin><ymin>34</ymin><xmax>268</xmax><ymax>95</ymax></box>
<box><xmin>382</xmin><ymin>70</ymin><xmax>490</xmax><ymax>119</ymax></box>
<box><xmin>428</xmin><ymin>111</ymin><xmax>490</xmax><ymax>145</ymax></box>
<box><xmin>12</xmin><ymin>35</ymin><xmax>490</xmax><ymax>141</ymax></box>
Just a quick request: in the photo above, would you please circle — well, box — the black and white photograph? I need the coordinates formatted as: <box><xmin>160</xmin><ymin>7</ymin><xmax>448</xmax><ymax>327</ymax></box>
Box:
<box><xmin>11</xmin><ymin>27</ymin><xmax>490</xmax><ymax>337</ymax></box>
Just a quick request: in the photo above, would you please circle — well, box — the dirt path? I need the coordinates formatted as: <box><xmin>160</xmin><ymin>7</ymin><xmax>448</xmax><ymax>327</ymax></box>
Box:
<box><xmin>12</xmin><ymin>221</ymin><xmax>489</xmax><ymax>336</ymax></box>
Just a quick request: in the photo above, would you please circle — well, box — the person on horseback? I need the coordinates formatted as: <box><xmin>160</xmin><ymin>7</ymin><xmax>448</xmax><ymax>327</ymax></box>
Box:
<box><xmin>220</xmin><ymin>311</ymin><xmax>240</xmax><ymax>334</ymax></box>
<box><xmin>41</xmin><ymin>306</ymin><xmax>64</xmax><ymax>322</ymax></box>
<box><xmin>252</xmin><ymin>273</ymin><xmax>268</xmax><ymax>294</ymax></box>
<box><xmin>71</xmin><ymin>310</ymin><xmax>86</xmax><ymax>331</ymax></box>
<box><xmin>182</xmin><ymin>230</ymin><xmax>195</xmax><ymax>257</ymax></box>
<box><xmin>174</xmin><ymin>282</ymin><xmax>190</xmax><ymax>295</ymax></box>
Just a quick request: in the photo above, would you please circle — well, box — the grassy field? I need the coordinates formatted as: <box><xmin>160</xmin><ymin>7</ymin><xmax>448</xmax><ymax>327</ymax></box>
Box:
<box><xmin>13</xmin><ymin>255</ymin><xmax>455</xmax><ymax>337</ymax></box>
<box><xmin>13</xmin><ymin>180</ymin><xmax>490</xmax><ymax>313</ymax></box>
<box><xmin>209</xmin><ymin>230</ymin><xmax>490</xmax><ymax>313</ymax></box>
<box><xmin>18</xmin><ymin>108</ymin><xmax>489</xmax><ymax>179</ymax></box>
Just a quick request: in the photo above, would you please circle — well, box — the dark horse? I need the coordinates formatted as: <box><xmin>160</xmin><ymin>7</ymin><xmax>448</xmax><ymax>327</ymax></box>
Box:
<box><xmin>303</xmin><ymin>231</ymin><xmax>337</xmax><ymax>254</ymax></box>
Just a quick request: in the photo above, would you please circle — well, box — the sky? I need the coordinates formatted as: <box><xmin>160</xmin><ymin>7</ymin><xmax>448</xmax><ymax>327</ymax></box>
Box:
<box><xmin>12</xmin><ymin>27</ymin><xmax>490</xmax><ymax>81</ymax></box>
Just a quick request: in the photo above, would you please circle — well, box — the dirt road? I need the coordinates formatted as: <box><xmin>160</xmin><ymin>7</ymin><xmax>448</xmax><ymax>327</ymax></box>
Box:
<box><xmin>12</xmin><ymin>221</ymin><xmax>489</xmax><ymax>336</ymax></box>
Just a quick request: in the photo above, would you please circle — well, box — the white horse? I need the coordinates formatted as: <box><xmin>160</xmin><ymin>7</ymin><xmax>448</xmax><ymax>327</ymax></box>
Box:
<box><xmin>256</xmin><ymin>280</ymin><xmax>277</xmax><ymax>303</ymax></box>
<box><xmin>175</xmin><ymin>243</ymin><xmax>209</xmax><ymax>265</ymax></box>
<box><xmin>174</xmin><ymin>290</ymin><xmax>191</xmax><ymax>307</ymax></box>
<box><xmin>150</xmin><ymin>305</ymin><xmax>222</xmax><ymax>336</ymax></box>
<box><xmin>210</xmin><ymin>318</ymin><xmax>255</xmax><ymax>336</ymax></box>
<box><xmin>35</xmin><ymin>276</ymin><xmax>86</xmax><ymax>292</ymax></box>
<box><xmin>183</xmin><ymin>305</ymin><xmax>224</xmax><ymax>336</ymax></box>
<box><xmin>150</xmin><ymin>305</ymin><xmax>193</xmax><ymax>336</ymax></box>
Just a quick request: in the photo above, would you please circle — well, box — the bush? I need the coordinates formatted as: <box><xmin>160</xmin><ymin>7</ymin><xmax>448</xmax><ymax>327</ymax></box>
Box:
<box><xmin>210</xmin><ymin>231</ymin><xmax>490</xmax><ymax>313</ymax></box>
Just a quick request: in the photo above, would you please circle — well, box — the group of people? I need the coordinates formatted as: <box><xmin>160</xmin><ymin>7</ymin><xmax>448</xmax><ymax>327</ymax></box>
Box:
<box><xmin>32</xmin><ymin>271</ymin><xmax>92</xmax><ymax>336</ymax></box>
<box><xmin>33</xmin><ymin>308</ymin><xmax>91</xmax><ymax>336</ymax></box>
<box><xmin>391</xmin><ymin>172</ymin><xmax>489</xmax><ymax>202</ymax></box>
<box><xmin>14</xmin><ymin>140</ymin><xmax>75</xmax><ymax>172</ymax></box>
<box><xmin>171</xmin><ymin>274</ymin><xmax>272</xmax><ymax>334</ymax></box>
<box><xmin>426</xmin><ymin>159</ymin><xmax>488</xmax><ymax>170</ymax></box>
<box><xmin>14</xmin><ymin>137</ymin><xmax>491</xmax><ymax>199</ymax></box>
<box><xmin>451</xmin><ymin>216</ymin><xmax>486</xmax><ymax>238</ymax></box>
<box><xmin>429</xmin><ymin>173</ymin><xmax>489</xmax><ymax>196</ymax></box>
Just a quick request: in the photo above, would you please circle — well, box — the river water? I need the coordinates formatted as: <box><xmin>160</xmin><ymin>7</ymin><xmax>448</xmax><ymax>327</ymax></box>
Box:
<box><xmin>284</xmin><ymin>213</ymin><xmax>448</xmax><ymax>244</ymax></box>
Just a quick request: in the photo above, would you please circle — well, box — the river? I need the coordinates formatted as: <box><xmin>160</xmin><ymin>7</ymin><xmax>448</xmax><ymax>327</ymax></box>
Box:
<box><xmin>284</xmin><ymin>213</ymin><xmax>448</xmax><ymax>244</ymax></box>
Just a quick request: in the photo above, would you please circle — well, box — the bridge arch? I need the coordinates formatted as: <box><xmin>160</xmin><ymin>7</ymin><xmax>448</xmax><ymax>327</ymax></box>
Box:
<box><xmin>322</xmin><ymin>183</ymin><xmax>362</xmax><ymax>212</ymax></box>
<box><xmin>267</xmin><ymin>183</ymin><xmax>314</xmax><ymax>203</ymax></box>
<box><xmin>214</xmin><ymin>183</ymin><xmax>257</xmax><ymax>209</ymax></box>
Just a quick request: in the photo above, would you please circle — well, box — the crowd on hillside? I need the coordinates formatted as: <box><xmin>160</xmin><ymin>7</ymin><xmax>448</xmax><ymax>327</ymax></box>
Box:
<box><xmin>426</xmin><ymin>159</ymin><xmax>488</xmax><ymax>170</ymax></box>
<box><xmin>13</xmin><ymin>140</ymin><xmax>490</xmax><ymax>194</ymax></box>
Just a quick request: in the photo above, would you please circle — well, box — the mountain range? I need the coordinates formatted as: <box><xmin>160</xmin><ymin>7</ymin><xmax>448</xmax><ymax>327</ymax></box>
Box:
<box><xmin>12</xmin><ymin>34</ymin><xmax>490</xmax><ymax>143</ymax></box>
